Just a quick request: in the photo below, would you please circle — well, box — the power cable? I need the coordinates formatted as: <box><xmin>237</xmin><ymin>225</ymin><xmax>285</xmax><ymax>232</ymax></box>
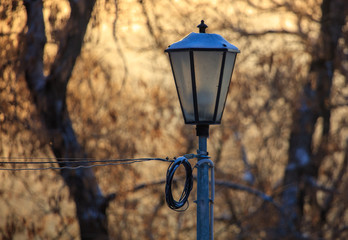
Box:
<box><xmin>0</xmin><ymin>157</ymin><xmax>173</xmax><ymax>171</ymax></box>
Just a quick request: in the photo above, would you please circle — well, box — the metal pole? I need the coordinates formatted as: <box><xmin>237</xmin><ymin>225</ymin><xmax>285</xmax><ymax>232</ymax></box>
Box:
<box><xmin>196</xmin><ymin>125</ymin><xmax>210</xmax><ymax>240</ymax></box>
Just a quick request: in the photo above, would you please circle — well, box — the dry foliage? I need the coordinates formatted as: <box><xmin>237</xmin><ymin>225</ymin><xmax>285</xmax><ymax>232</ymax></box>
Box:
<box><xmin>1</xmin><ymin>0</ymin><xmax>348</xmax><ymax>239</ymax></box>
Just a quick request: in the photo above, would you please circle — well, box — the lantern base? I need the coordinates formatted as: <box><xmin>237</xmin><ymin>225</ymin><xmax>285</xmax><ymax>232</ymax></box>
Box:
<box><xmin>196</xmin><ymin>124</ymin><xmax>209</xmax><ymax>137</ymax></box>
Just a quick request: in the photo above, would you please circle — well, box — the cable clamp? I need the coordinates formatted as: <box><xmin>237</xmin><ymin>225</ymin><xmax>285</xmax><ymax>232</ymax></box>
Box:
<box><xmin>183</xmin><ymin>153</ymin><xmax>211</xmax><ymax>160</ymax></box>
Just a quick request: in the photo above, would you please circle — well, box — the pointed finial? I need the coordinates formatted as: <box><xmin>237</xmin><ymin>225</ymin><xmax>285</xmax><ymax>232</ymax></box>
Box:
<box><xmin>197</xmin><ymin>20</ymin><xmax>208</xmax><ymax>33</ymax></box>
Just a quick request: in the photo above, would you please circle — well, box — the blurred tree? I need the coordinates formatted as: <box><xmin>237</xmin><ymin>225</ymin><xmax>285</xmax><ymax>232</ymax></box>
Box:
<box><xmin>23</xmin><ymin>0</ymin><xmax>113</xmax><ymax>239</ymax></box>
<box><xmin>282</xmin><ymin>0</ymin><xmax>348</xmax><ymax>238</ymax></box>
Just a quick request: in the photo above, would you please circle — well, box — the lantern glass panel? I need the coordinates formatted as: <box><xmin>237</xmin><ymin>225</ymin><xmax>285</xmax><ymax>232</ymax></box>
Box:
<box><xmin>193</xmin><ymin>51</ymin><xmax>223</xmax><ymax>122</ymax></box>
<box><xmin>169</xmin><ymin>51</ymin><xmax>195</xmax><ymax>122</ymax></box>
<box><xmin>216</xmin><ymin>52</ymin><xmax>237</xmax><ymax>121</ymax></box>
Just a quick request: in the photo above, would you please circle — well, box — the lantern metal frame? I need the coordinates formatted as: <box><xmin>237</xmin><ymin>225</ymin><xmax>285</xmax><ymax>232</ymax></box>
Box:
<box><xmin>165</xmin><ymin>21</ymin><xmax>239</xmax><ymax>126</ymax></box>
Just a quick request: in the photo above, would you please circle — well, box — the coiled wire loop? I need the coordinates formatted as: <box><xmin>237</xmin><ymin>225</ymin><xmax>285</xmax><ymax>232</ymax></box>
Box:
<box><xmin>165</xmin><ymin>157</ymin><xmax>193</xmax><ymax>211</ymax></box>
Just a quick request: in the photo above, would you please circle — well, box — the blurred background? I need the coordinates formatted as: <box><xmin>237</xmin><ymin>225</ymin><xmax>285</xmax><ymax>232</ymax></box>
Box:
<box><xmin>1</xmin><ymin>0</ymin><xmax>348</xmax><ymax>239</ymax></box>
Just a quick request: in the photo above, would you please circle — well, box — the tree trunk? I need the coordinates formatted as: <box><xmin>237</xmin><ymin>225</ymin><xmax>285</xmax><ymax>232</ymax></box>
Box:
<box><xmin>23</xmin><ymin>0</ymin><xmax>113</xmax><ymax>239</ymax></box>
<box><xmin>280</xmin><ymin>0</ymin><xmax>348</xmax><ymax>237</ymax></box>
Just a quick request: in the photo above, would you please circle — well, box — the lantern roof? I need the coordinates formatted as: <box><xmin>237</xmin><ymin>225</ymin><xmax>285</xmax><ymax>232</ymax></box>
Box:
<box><xmin>165</xmin><ymin>32</ymin><xmax>240</xmax><ymax>53</ymax></box>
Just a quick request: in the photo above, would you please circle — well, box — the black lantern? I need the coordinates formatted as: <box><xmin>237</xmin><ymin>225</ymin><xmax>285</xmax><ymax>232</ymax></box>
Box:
<box><xmin>165</xmin><ymin>20</ymin><xmax>239</xmax><ymax>128</ymax></box>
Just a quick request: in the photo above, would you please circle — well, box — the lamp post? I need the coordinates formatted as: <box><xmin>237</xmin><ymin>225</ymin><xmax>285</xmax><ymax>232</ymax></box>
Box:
<box><xmin>165</xmin><ymin>20</ymin><xmax>239</xmax><ymax>240</ymax></box>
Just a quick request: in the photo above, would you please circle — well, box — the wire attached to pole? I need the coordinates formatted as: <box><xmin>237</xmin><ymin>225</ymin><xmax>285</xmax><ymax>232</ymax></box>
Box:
<box><xmin>165</xmin><ymin>156</ymin><xmax>193</xmax><ymax>211</ymax></box>
<box><xmin>0</xmin><ymin>157</ymin><xmax>173</xmax><ymax>171</ymax></box>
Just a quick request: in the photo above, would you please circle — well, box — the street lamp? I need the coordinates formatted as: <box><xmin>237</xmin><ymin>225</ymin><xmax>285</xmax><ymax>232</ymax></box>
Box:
<box><xmin>165</xmin><ymin>20</ymin><xmax>239</xmax><ymax>132</ymax></box>
<box><xmin>165</xmin><ymin>20</ymin><xmax>239</xmax><ymax>240</ymax></box>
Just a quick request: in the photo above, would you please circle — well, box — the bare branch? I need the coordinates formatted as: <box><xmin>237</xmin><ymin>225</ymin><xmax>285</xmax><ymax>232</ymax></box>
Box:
<box><xmin>270</xmin><ymin>0</ymin><xmax>320</xmax><ymax>22</ymax></box>
<box><xmin>48</xmin><ymin>0</ymin><xmax>96</xmax><ymax>87</ymax></box>
<box><xmin>23</xmin><ymin>0</ymin><xmax>46</xmax><ymax>92</ymax></box>
<box><xmin>112</xmin><ymin>0</ymin><xmax>129</xmax><ymax>93</ymax></box>
<box><xmin>234</xmin><ymin>132</ymin><xmax>254</xmax><ymax>185</ymax></box>
<box><xmin>139</xmin><ymin>0</ymin><xmax>166</xmax><ymax>50</ymax></box>
<box><xmin>215</xmin><ymin>180</ymin><xmax>281</xmax><ymax>210</ymax></box>
<box><xmin>232</xmin><ymin>28</ymin><xmax>305</xmax><ymax>38</ymax></box>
